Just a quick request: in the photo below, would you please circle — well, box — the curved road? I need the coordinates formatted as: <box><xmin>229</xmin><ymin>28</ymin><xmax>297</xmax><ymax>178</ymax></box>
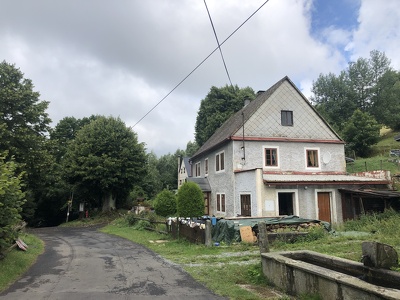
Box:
<box><xmin>0</xmin><ymin>226</ymin><xmax>226</xmax><ymax>300</ymax></box>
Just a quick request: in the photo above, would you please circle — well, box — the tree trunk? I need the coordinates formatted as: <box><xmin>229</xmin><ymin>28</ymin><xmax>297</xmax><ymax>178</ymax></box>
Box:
<box><xmin>102</xmin><ymin>192</ymin><xmax>116</xmax><ymax>212</ymax></box>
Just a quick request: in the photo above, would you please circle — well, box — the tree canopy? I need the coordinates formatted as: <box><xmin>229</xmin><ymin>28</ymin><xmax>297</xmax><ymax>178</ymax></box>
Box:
<box><xmin>0</xmin><ymin>60</ymin><xmax>52</xmax><ymax>223</ymax></box>
<box><xmin>195</xmin><ymin>85</ymin><xmax>255</xmax><ymax>146</ymax></box>
<box><xmin>342</xmin><ymin>110</ymin><xmax>380</xmax><ymax>157</ymax></box>
<box><xmin>311</xmin><ymin>50</ymin><xmax>396</xmax><ymax>132</ymax></box>
<box><xmin>63</xmin><ymin>116</ymin><xmax>147</xmax><ymax>211</ymax></box>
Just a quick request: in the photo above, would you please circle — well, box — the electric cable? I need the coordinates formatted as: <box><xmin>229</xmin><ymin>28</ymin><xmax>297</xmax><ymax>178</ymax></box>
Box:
<box><xmin>132</xmin><ymin>0</ymin><xmax>270</xmax><ymax>128</ymax></box>
<box><xmin>203</xmin><ymin>0</ymin><xmax>232</xmax><ymax>86</ymax></box>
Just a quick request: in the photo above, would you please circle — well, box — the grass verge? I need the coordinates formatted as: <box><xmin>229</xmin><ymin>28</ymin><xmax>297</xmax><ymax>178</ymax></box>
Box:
<box><xmin>0</xmin><ymin>233</ymin><xmax>44</xmax><ymax>292</ymax></box>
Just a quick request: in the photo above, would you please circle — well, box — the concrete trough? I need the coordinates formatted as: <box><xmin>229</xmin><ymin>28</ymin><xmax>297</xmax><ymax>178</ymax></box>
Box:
<box><xmin>261</xmin><ymin>250</ymin><xmax>400</xmax><ymax>300</ymax></box>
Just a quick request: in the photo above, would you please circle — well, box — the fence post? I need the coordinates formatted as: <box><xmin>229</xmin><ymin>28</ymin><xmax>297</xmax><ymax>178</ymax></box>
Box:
<box><xmin>258</xmin><ymin>221</ymin><xmax>269</xmax><ymax>254</ymax></box>
<box><xmin>205</xmin><ymin>220</ymin><xmax>212</xmax><ymax>247</ymax></box>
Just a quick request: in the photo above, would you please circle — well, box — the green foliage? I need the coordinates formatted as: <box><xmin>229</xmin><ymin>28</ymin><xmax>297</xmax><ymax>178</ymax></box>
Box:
<box><xmin>0</xmin><ymin>60</ymin><xmax>52</xmax><ymax>224</ymax></box>
<box><xmin>195</xmin><ymin>85</ymin><xmax>255</xmax><ymax>146</ymax></box>
<box><xmin>311</xmin><ymin>50</ymin><xmax>396</xmax><ymax>132</ymax></box>
<box><xmin>157</xmin><ymin>149</ymin><xmax>185</xmax><ymax>191</ymax></box>
<box><xmin>176</xmin><ymin>182</ymin><xmax>204</xmax><ymax>217</ymax></box>
<box><xmin>125</xmin><ymin>213</ymin><xmax>138</xmax><ymax>226</ymax></box>
<box><xmin>0</xmin><ymin>153</ymin><xmax>25</xmax><ymax>254</ymax></box>
<box><xmin>63</xmin><ymin>116</ymin><xmax>147</xmax><ymax>212</ymax></box>
<box><xmin>185</xmin><ymin>140</ymin><xmax>199</xmax><ymax>157</ymax></box>
<box><xmin>142</xmin><ymin>151</ymin><xmax>162</xmax><ymax>199</ymax></box>
<box><xmin>342</xmin><ymin>110</ymin><xmax>380</xmax><ymax>157</ymax></box>
<box><xmin>153</xmin><ymin>189</ymin><xmax>177</xmax><ymax>217</ymax></box>
<box><xmin>246</xmin><ymin>263</ymin><xmax>266</xmax><ymax>285</ymax></box>
<box><xmin>372</xmin><ymin>70</ymin><xmax>400</xmax><ymax>130</ymax></box>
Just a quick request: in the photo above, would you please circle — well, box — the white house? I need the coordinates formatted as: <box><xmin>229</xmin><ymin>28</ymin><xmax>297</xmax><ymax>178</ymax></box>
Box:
<box><xmin>188</xmin><ymin>76</ymin><xmax>391</xmax><ymax>224</ymax></box>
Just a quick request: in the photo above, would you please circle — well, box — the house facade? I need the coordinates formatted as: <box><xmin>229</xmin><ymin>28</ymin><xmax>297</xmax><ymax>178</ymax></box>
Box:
<box><xmin>188</xmin><ymin>76</ymin><xmax>391</xmax><ymax>224</ymax></box>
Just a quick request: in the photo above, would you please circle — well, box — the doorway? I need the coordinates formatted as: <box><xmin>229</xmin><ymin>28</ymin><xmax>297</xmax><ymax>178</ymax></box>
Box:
<box><xmin>278</xmin><ymin>193</ymin><xmax>294</xmax><ymax>216</ymax></box>
<box><xmin>240</xmin><ymin>194</ymin><xmax>251</xmax><ymax>217</ymax></box>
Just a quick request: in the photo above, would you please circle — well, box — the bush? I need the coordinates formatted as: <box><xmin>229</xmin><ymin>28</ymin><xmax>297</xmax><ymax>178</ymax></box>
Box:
<box><xmin>176</xmin><ymin>182</ymin><xmax>204</xmax><ymax>217</ymax></box>
<box><xmin>0</xmin><ymin>154</ymin><xmax>26</xmax><ymax>255</ymax></box>
<box><xmin>153</xmin><ymin>190</ymin><xmax>176</xmax><ymax>217</ymax></box>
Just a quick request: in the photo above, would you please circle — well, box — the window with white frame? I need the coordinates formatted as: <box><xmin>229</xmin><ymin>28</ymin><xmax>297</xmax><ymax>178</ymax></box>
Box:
<box><xmin>215</xmin><ymin>151</ymin><xmax>225</xmax><ymax>172</ymax></box>
<box><xmin>205</xmin><ymin>158</ymin><xmax>208</xmax><ymax>175</ymax></box>
<box><xmin>216</xmin><ymin>193</ymin><xmax>226</xmax><ymax>213</ymax></box>
<box><xmin>306</xmin><ymin>149</ymin><xmax>319</xmax><ymax>168</ymax></box>
<box><xmin>264</xmin><ymin>147</ymin><xmax>278</xmax><ymax>167</ymax></box>
<box><xmin>195</xmin><ymin>162</ymin><xmax>201</xmax><ymax>177</ymax></box>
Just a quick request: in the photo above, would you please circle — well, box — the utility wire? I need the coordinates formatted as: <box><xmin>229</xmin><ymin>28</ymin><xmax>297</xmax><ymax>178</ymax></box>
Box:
<box><xmin>203</xmin><ymin>0</ymin><xmax>232</xmax><ymax>86</ymax></box>
<box><xmin>132</xmin><ymin>0</ymin><xmax>270</xmax><ymax>128</ymax></box>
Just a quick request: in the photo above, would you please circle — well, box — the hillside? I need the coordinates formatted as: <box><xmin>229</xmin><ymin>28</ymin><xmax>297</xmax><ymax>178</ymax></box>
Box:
<box><xmin>346</xmin><ymin>129</ymin><xmax>400</xmax><ymax>178</ymax></box>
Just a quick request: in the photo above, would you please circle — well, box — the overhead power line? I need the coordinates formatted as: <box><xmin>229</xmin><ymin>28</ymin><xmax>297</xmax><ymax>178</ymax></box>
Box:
<box><xmin>203</xmin><ymin>0</ymin><xmax>232</xmax><ymax>86</ymax></box>
<box><xmin>132</xmin><ymin>0</ymin><xmax>270</xmax><ymax>128</ymax></box>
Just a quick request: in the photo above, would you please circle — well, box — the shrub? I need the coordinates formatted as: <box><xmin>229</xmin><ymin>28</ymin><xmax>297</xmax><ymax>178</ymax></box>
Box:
<box><xmin>0</xmin><ymin>154</ymin><xmax>26</xmax><ymax>255</ymax></box>
<box><xmin>153</xmin><ymin>190</ymin><xmax>176</xmax><ymax>217</ymax></box>
<box><xmin>176</xmin><ymin>182</ymin><xmax>204</xmax><ymax>217</ymax></box>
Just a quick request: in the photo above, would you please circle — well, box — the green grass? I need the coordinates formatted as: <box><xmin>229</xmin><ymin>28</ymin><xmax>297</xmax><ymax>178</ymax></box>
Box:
<box><xmin>0</xmin><ymin>233</ymin><xmax>44</xmax><ymax>292</ymax></box>
<box><xmin>346</xmin><ymin>129</ymin><xmax>400</xmax><ymax>178</ymax></box>
<box><xmin>102</xmin><ymin>211</ymin><xmax>400</xmax><ymax>299</ymax></box>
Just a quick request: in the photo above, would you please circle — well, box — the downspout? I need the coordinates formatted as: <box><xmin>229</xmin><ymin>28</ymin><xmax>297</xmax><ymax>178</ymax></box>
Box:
<box><xmin>241</xmin><ymin>111</ymin><xmax>245</xmax><ymax>163</ymax></box>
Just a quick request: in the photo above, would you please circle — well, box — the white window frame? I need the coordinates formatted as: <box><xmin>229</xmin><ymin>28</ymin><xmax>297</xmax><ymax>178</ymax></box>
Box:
<box><xmin>205</xmin><ymin>158</ymin><xmax>209</xmax><ymax>176</ymax></box>
<box><xmin>216</xmin><ymin>193</ymin><xmax>226</xmax><ymax>213</ymax></box>
<box><xmin>263</xmin><ymin>146</ymin><xmax>279</xmax><ymax>169</ymax></box>
<box><xmin>195</xmin><ymin>162</ymin><xmax>201</xmax><ymax>177</ymax></box>
<box><xmin>305</xmin><ymin>147</ymin><xmax>321</xmax><ymax>170</ymax></box>
<box><xmin>215</xmin><ymin>151</ymin><xmax>225</xmax><ymax>173</ymax></box>
<box><xmin>275</xmin><ymin>189</ymin><xmax>299</xmax><ymax>217</ymax></box>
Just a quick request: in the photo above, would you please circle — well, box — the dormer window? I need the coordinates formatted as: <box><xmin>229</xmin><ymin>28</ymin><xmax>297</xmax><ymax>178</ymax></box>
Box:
<box><xmin>281</xmin><ymin>110</ymin><xmax>293</xmax><ymax>126</ymax></box>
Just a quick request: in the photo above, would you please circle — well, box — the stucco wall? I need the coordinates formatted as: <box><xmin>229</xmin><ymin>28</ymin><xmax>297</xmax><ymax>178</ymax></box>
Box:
<box><xmin>234</xmin><ymin>140</ymin><xmax>346</xmax><ymax>173</ymax></box>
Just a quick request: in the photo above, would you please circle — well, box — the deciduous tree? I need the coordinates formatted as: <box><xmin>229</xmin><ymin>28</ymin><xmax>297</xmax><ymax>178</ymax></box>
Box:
<box><xmin>63</xmin><ymin>116</ymin><xmax>147</xmax><ymax>211</ymax></box>
<box><xmin>195</xmin><ymin>85</ymin><xmax>255</xmax><ymax>146</ymax></box>
<box><xmin>342</xmin><ymin>110</ymin><xmax>380</xmax><ymax>157</ymax></box>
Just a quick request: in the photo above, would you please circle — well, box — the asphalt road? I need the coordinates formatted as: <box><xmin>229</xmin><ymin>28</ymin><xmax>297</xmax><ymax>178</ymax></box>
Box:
<box><xmin>0</xmin><ymin>226</ymin><xmax>226</xmax><ymax>300</ymax></box>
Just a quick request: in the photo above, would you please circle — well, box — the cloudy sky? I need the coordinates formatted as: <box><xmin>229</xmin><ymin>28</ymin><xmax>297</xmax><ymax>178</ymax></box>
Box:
<box><xmin>1</xmin><ymin>0</ymin><xmax>400</xmax><ymax>156</ymax></box>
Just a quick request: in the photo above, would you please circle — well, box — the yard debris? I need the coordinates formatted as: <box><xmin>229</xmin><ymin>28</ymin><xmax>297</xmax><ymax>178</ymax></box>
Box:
<box><xmin>16</xmin><ymin>238</ymin><xmax>28</xmax><ymax>251</ymax></box>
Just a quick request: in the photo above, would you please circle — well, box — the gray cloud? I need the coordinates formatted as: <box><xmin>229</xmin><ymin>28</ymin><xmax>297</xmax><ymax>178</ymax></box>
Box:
<box><xmin>1</xmin><ymin>0</ymin><xmax>399</xmax><ymax>155</ymax></box>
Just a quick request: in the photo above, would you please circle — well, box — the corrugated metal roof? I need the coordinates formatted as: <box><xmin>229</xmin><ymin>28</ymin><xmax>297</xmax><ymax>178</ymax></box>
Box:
<box><xmin>263</xmin><ymin>174</ymin><xmax>390</xmax><ymax>185</ymax></box>
<box><xmin>339</xmin><ymin>188</ymin><xmax>400</xmax><ymax>198</ymax></box>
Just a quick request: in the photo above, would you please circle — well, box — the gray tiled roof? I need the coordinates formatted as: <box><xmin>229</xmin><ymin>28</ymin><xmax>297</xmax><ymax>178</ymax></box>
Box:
<box><xmin>191</xmin><ymin>76</ymin><xmax>341</xmax><ymax>161</ymax></box>
<box><xmin>183</xmin><ymin>157</ymin><xmax>192</xmax><ymax>177</ymax></box>
<box><xmin>187</xmin><ymin>177</ymin><xmax>211</xmax><ymax>192</ymax></box>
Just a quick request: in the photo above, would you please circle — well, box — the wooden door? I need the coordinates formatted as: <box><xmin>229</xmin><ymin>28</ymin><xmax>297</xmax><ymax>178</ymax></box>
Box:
<box><xmin>204</xmin><ymin>192</ymin><xmax>210</xmax><ymax>215</ymax></box>
<box><xmin>317</xmin><ymin>192</ymin><xmax>331</xmax><ymax>222</ymax></box>
<box><xmin>240</xmin><ymin>194</ymin><xmax>251</xmax><ymax>217</ymax></box>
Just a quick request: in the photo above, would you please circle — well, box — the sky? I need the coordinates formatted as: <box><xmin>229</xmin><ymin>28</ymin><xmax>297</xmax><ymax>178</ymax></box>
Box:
<box><xmin>1</xmin><ymin>0</ymin><xmax>400</xmax><ymax>156</ymax></box>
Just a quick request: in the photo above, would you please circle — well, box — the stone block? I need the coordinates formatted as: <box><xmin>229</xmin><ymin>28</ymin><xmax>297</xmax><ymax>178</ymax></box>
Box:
<box><xmin>362</xmin><ymin>241</ymin><xmax>398</xmax><ymax>269</ymax></box>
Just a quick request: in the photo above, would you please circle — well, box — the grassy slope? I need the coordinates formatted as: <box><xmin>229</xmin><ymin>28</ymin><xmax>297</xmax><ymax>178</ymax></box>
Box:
<box><xmin>0</xmin><ymin>233</ymin><xmax>44</xmax><ymax>292</ymax></box>
<box><xmin>347</xmin><ymin>129</ymin><xmax>400</xmax><ymax>175</ymax></box>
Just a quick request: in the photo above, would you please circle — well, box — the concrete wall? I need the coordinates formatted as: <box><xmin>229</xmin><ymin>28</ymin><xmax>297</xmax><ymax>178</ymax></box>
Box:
<box><xmin>261</xmin><ymin>250</ymin><xmax>400</xmax><ymax>300</ymax></box>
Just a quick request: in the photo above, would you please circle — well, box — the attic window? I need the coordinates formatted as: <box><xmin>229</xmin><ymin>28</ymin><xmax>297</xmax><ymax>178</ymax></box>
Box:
<box><xmin>281</xmin><ymin>110</ymin><xmax>293</xmax><ymax>126</ymax></box>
